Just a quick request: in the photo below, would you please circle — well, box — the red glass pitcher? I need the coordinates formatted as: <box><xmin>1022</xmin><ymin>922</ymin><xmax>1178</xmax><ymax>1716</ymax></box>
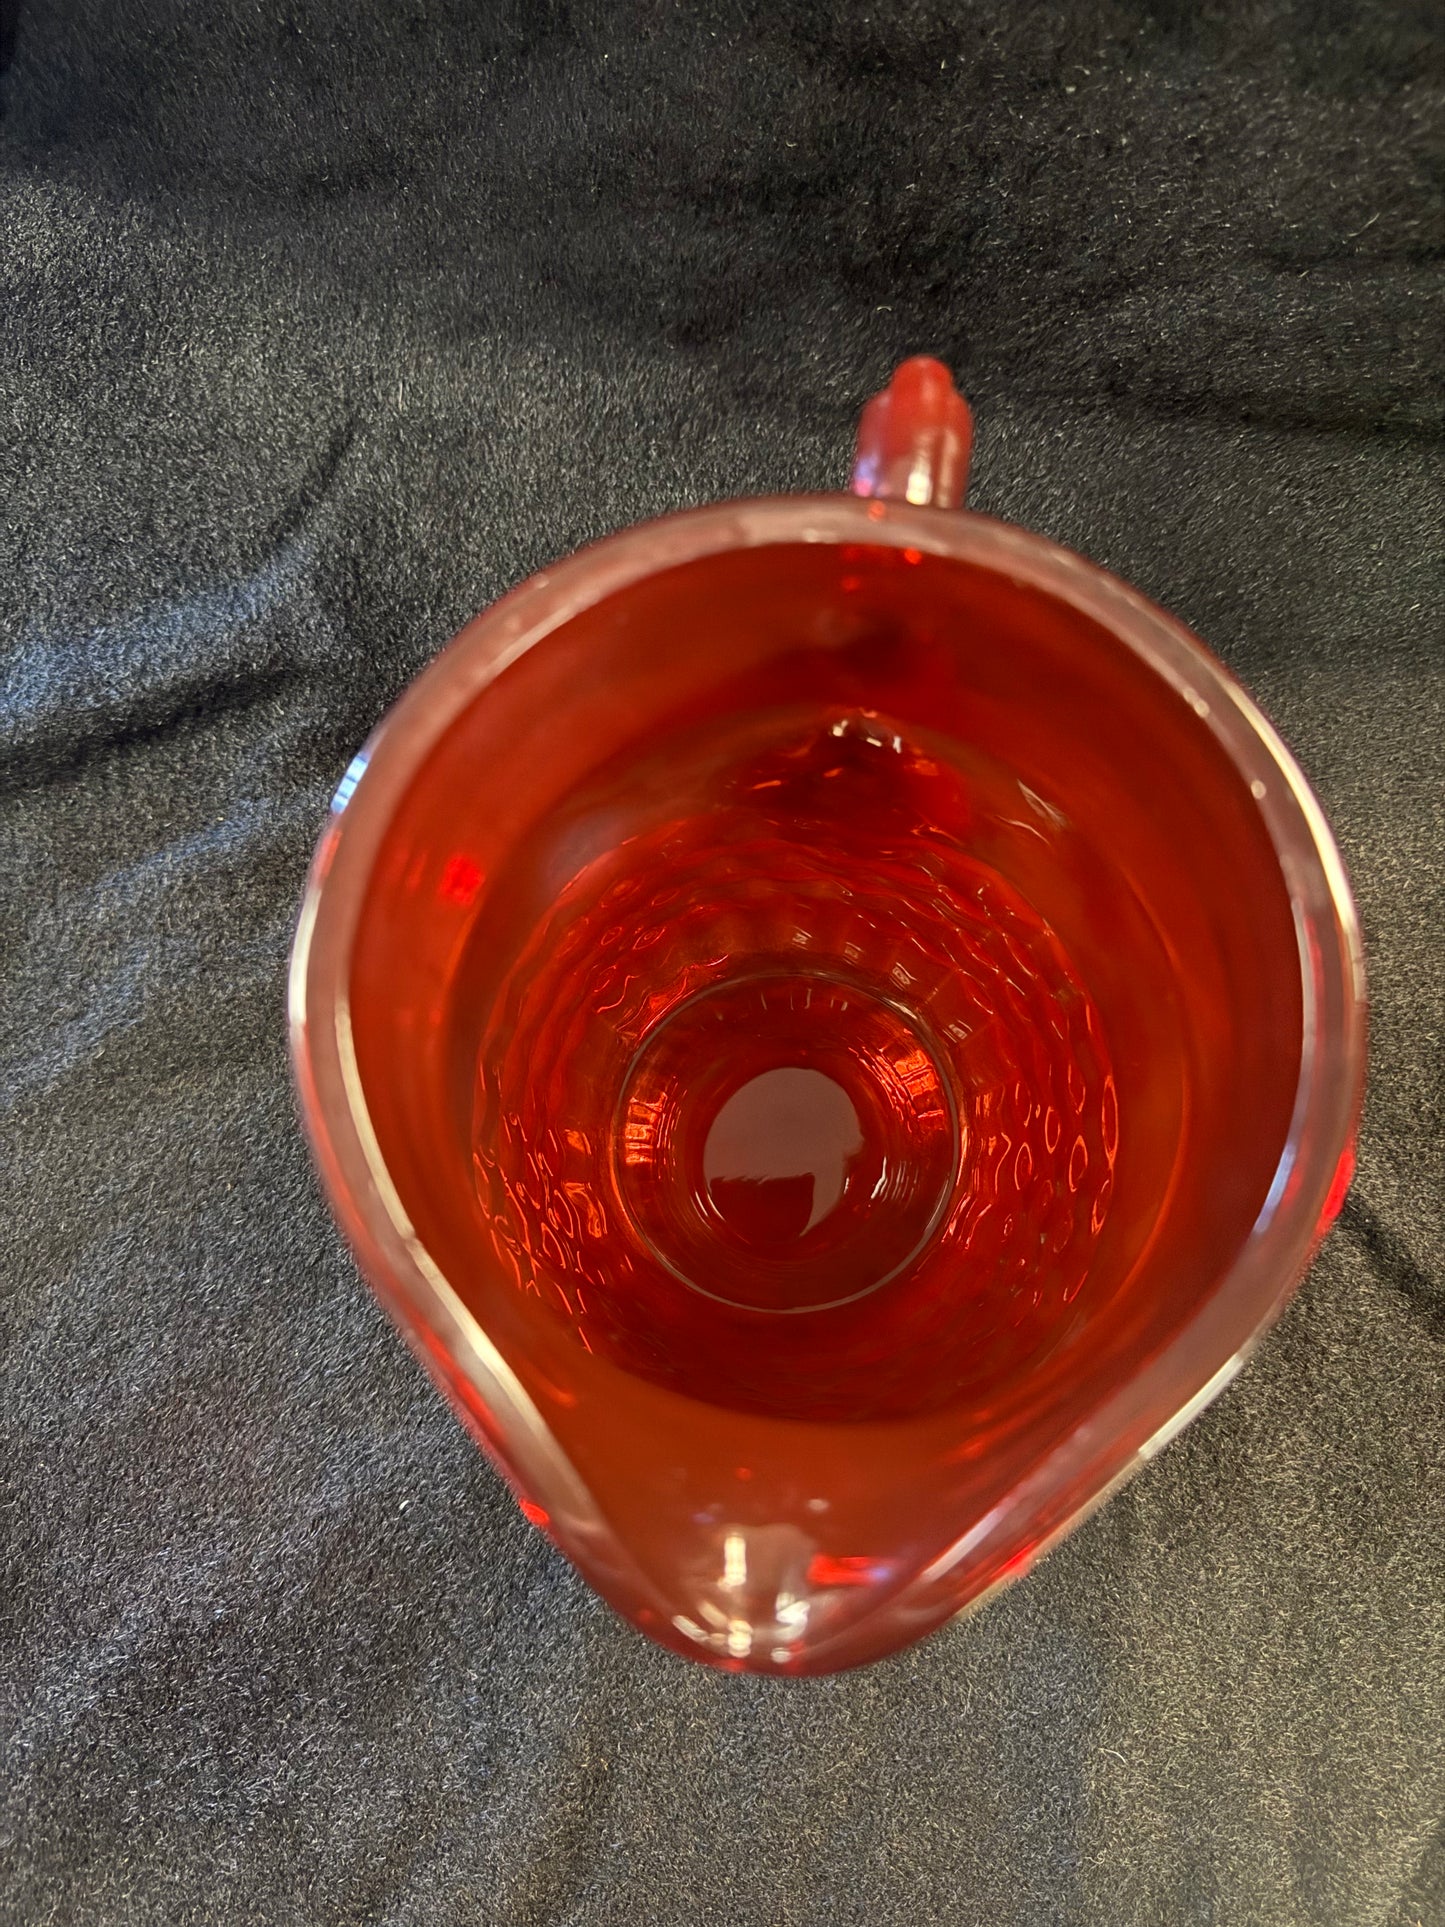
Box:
<box><xmin>289</xmin><ymin>359</ymin><xmax>1364</xmax><ymax>1674</ymax></box>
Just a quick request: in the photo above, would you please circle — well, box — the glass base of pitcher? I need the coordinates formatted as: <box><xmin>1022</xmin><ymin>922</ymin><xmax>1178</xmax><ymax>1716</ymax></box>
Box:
<box><xmin>613</xmin><ymin>968</ymin><xmax>961</xmax><ymax>1315</ymax></box>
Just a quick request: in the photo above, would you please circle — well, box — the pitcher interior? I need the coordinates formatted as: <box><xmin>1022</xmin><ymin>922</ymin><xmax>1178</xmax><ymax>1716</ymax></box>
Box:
<box><xmin>350</xmin><ymin>539</ymin><xmax>1301</xmax><ymax>1415</ymax></box>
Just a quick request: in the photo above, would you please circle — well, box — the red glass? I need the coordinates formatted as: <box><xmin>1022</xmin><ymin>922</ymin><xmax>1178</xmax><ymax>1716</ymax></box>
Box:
<box><xmin>290</xmin><ymin>360</ymin><xmax>1365</xmax><ymax>1674</ymax></box>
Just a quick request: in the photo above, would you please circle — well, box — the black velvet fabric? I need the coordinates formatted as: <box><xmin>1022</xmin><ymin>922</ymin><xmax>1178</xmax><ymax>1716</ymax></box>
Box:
<box><xmin>2</xmin><ymin>5</ymin><xmax>1442</xmax><ymax>1922</ymax></box>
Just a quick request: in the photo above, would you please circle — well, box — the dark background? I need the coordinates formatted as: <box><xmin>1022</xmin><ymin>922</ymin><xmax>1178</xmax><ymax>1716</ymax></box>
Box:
<box><xmin>2</xmin><ymin>4</ymin><xmax>1442</xmax><ymax>1923</ymax></box>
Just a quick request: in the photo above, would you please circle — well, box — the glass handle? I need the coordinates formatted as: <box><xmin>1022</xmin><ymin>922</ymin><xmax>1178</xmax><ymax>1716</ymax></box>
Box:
<box><xmin>850</xmin><ymin>356</ymin><xmax>974</xmax><ymax>510</ymax></box>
